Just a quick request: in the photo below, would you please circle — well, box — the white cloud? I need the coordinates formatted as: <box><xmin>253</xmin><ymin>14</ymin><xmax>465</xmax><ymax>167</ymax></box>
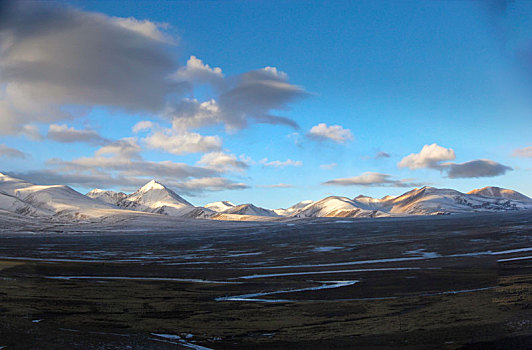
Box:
<box><xmin>308</xmin><ymin>123</ymin><xmax>353</xmax><ymax>143</ymax></box>
<box><xmin>398</xmin><ymin>143</ymin><xmax>456</xmax><ymax>169</ymax></box>
<box><xmin>260</xmin><ymin>158</ymin><xmax>303</xmax><ymax>167</ymax></box>
<box><xmin>112</xmin><ymin>17</ymin><xmax>174</xmax><ymax>43</ymax></box>
<box><xmin>512</xmin><ymin>146</ymin><xmax>532</xmax><ymax>158</ymax></box>
<box><xmin>320</xmin><ymin>163</ymin><xmax>337</xmax><ymax>170</ymax></box>
<box><xmin>143</xmin><ymin>130</ymin><xmax>222</xmax><ymax>155</ymax></box>
<box><xmin>164</xmin><ymin>98</ymin><xmax>222</xmax><ymax>131</ymax></box>
<box><xmin>0</xmin><ymin>144</ymin><xmax>29</xmax><ymax>159</ymax></box>
<box><xmin>172</xmin><ymin>56</ymin><xmax>224</xmax><ymax>87</ymax></box>
<box><xmin>47</xmin><ymin>124</ymin><xmax>108</xmax><ymax>145</ymax></box>
<box><xmin>197</xmin><ymin>152</ymin><xmax>249</xmax><ymax>172</ymax></box>
<box><xmin>132</xmin><ymin>121</ymin><xmax>155</xmax><ymax>133</ymax></box>
<box><xmin>324</xmin><ymin>172</ymin><xmax>423</xmax><ymax>187</ymax></box>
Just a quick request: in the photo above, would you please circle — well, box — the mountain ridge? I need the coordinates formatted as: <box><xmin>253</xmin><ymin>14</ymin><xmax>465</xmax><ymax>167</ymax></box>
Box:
<box><xmin>1</xmin><ymin>172</ymin><xmax>531</xmax><ymax>221</ymax></box>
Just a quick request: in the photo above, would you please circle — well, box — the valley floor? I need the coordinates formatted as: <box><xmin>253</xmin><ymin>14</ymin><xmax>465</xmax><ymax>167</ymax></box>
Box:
<box><xmin>0</xmin><ymin>211</ymin><xmax>531</xmax><ymax>349</ymax></box>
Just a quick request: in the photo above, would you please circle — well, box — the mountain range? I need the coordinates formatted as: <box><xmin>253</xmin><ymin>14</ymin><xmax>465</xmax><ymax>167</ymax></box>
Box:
<box><xmin>1</xmin><ymin>172</ymin><xmax>531</xmax><ymax>222</ymax></box>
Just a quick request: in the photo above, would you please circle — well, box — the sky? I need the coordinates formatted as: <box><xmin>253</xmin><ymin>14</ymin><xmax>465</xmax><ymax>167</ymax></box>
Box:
<box><xmin>0</xmin><ymin>0</ymin><xmax>531</xmax><ymax>209</ymax></box>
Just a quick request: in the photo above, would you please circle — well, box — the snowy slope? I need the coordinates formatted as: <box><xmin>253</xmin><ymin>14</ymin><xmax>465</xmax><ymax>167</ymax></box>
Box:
<box><xmin>204</xmin><ymin>201</ymin><xmax>236</xmax><ymax>212</ymax></box>
<box><xmin>223</xmin><ymin>203</ymin><xmax>279</xmax><ymax>217</ymax></box>
<box><xmin>86</xmin><ymin>189</ymin><xmax>127</xmax><ymax>206</ymax></box>
<box><xmin>0</xmin><ymin>192</ymin><xmax>50</xmax><ymax>216</ymax></box>
<box><xmin>14</xmin><ymin>185</ymin><xmax>114</xmax><ymax>214</ymax></box>
<box><xmin>0</xmin><ymin>172</ymin><xmax>115</xmax><ymax>218</ymax></box>
<box><xmin>274</xmin><ymin>200</ymin><xmax>314</xmax><ymax>216</ymax></box>
<box><xmin>384</xmin><ymin>187</ymin><xmax>532</xmax><ymax>215</ymax></box>
<box><xmin>0</xmin><ymin>172</ymin><xmax>34</xmax><ymax>195</ymax></box>
<box><xmin>352</xmin><ymin>195</ymin><xmax>388</xmax><ymax>210</ymax></box>
<box><xmin>468</xmin><ymin>186</ymin><xmax>532</xmax><ymax>202</ymax></box>
<box><xmin>293</xmin><ymin>196</ymin><xmax>389</xmax><ymax>218</ymax></box>
<box><xmin>119</xmin><ymin>180</ymin><xmax>213</xmax><ymax>218</ymax></box>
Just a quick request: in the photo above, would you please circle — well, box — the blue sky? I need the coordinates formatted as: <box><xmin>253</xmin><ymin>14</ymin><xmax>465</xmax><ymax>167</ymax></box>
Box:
<box><xmin>1</xmin><ymin>0</ymin><xmax>531</xmax><ymax>208</ymax></box>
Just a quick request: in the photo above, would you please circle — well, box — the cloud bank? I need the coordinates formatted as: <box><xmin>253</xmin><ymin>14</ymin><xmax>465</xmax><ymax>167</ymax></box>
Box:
<box><xmin>0</xmin><ymin>2</ymin><xmax>181</xmax><ymax>135</ymax></box>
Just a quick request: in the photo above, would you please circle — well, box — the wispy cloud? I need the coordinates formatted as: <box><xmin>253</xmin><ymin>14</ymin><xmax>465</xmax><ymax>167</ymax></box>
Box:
<box><xmin>258</xmin><ymin>183</ymin><xmax>294</xmax><ymax>188</ymax></box>
<box><xmin>324</xmin><ymin>172</ymin><xmax>423</xmax><ymax>187</ymax></box>
<box><xmin>512</xmin><ymin>146</ymin><xmax>532</xmax><ymax>158</ymax></box>
<box><xmin>260</xmin><ymin>158</ymin><xmax>303</xmax><ymax>167</ymax></box>
<box><xmin>47</xmin><ymin>124</ymin><xmax>108</xmax><ymax>145</ymax></box>
<box><xmin>320</xmin><ymin>163</ymin><xmax>337</xmax><ymax>170</ymax></box>
<box><xmin>0</xmin><ymin>144</ymin><xmax>29</xmax><ymax>159</ymax></box>
<box><xmin>175</xmin><ymin>177</ymin><xmax>249</xmax><ymax>193</ymax></box>
<box><xmin>375</xmin><ymin>151</ymin><xmax>391</xmax><ymax>159</ymax></box>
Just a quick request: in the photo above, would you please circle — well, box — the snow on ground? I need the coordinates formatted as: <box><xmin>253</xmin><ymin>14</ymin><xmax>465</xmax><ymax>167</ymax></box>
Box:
<box><xmin>150</xmin><ymin>333</ymin><xmax>213</xmax><ymax>350</ymax></box>
<box><xmin>313</xmin><ymin>246</ymin><xmax>343</xmax><ymax>252</ymax></box>
<box><xmin>216</xmin><ymin>280</ymin><xmax>359</xmax><ymax>302</ymax></box>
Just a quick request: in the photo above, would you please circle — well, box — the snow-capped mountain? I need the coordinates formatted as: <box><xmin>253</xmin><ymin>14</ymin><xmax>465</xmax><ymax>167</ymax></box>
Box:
<box><xmin>0</xmin><ymin>172</ymin><xmax>114</xmax><ymax>218</ymax></box>
<box><xmin>206</xmin><ymin>201</ymin><xmax>280</xmax><ymax>217</ymax></box>
<box><xmin>386</xmin><ymin>186</ymin><xmax>532</xmax><ymax>214</ymax></box>
<box><xmin>0</xmin><ymin>172</ymin><xmax>34</xmax><ymax>195</ymax></box>
<box><xmin>274</xmin><ymin>200</ymin><xmax>314</xmax><ymax>216</ymax></box>
<box><xmin>204</xmin><ymin>201</ymin><xmax>236</xmax><ymax>212</ymax></box>
<box><xmin>353</xmin><ymin>195</ymin><xmax>390</xmax><ymax>210</ymax></box>
<box><xmin>293</xmin><ymin>196</ymin><xmax>389</xmax><ymax>218</ymax></box>
<box><xmin>86</xmin><ymin>189</ymin><xmax>127</xmax><ymax>206</ymax></box>
<box><xmin>222</xmin><ymin>203</ymin><xmax>279</xmax><ymax>217</ymax></box>
<box><xmin>467</xmin><ymin>186</ymin><xmax>532</xmax><ymax>202</ymax></box>
<box><xmin>118</xmin><ymin>180</ymin><xmax>213</xmax><ymax>218</ymax></box>
<box><xmin>1</xmin><ymin>172</ymin><xmax>531</xmax><ymax>222</ymax></box>
<box><xmin>288</xmin><ymin>186</ymin><xmax>532</xmax><ymax>218</ymax></box>
<box><xmin>15</xmin><ymin>184</ymin><xmax>114</xmax><ymax>214</ymax></box>
<box><xmin>347</xmin><ymin>186</ymin><xmax>532</xmax><ymax>216</ymax></box>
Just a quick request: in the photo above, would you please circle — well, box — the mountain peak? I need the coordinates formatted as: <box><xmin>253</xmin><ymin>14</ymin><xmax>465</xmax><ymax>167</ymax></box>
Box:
<box><xmin>204</xmin><ymin>201</ymin><xmax>236</xmax><ymax>212</ymax></box>
<box><xmin>139</xmin><ymin>180</ymin><xmax>166</xmax><ymax>192</ymax></box>
<box><xmin>124</xmin><ymin>180</ymin><xmax>192</xmax><ymax>210</ymax></box>
<box><xmin>468</xmin><ymin>186</ymin><xmax>532</xmax><ymax>202</ymax></box>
